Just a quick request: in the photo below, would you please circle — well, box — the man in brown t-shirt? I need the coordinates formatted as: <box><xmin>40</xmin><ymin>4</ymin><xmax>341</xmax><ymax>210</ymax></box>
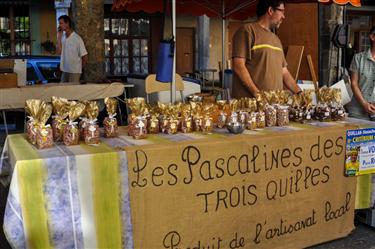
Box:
<box><xmin>232</xmin><ymin>0</ymin><xmax>301</xmax><ymax>98</ymax></box>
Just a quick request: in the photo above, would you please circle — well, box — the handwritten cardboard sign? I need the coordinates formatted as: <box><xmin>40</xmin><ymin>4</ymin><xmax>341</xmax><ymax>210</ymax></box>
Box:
<box><xmin>126</xmin><ymin>126</ymin><xmax>356</xmax><ymax>249</ymax></box>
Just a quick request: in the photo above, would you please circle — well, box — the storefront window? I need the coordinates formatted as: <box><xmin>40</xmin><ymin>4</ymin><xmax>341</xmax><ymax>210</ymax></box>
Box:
<box><xmin>104</xmin><ymin>13</ymin><xmax>150</xmax><ymax>76</ymax></box>
<box><xmin>347</xmin><ymin>14</ymin><xmax>373</xmax><ymax>52</ymax></box>
<box><xmin>131</xmin><ymin>18</ymin><xmax>149</xmax><ymax>37</ymax></box>
<box><xmin>359</xmin><ymin>31</ymin><xmax>370</xmax><ymax>52</ymax></box>
<box><xmin>0</xmin><ymin>17</ymin><xmax>10</xmax><ymax>56</ymax></box>
<box><xmin>0</xmin><ymin>5</ymin><xmax>30</xmax><ymax>57</ymax></box>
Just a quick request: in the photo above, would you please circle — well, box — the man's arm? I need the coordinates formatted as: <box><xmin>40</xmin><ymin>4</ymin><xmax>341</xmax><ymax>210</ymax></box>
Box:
<box><xmin>232</xmin><ymin>57</ymin><xmax>260</xmax><ymax>96</ymax></box>
<box><xmin>56</xmin><ymin>29</ymin><xmax>63</xmax><ymax>55</ymax></box>
<box><xmin>79</xmin><ymin>37</ymin><xmax>88</xmax><ymax>67</ymax></box>
<box><xmin>350</xmin><ymin>71</ymin><xmax>375</xmax><ymax>114</ymax></box>
<box><xmin>282</xmin><ymin>67</ymin><xmax>301</xmax><ymax>94</ymax></box>
<box><xmin>82</xmin><ymin>54</ymin><xmax>88</xmax><ymax>67</ymax></box>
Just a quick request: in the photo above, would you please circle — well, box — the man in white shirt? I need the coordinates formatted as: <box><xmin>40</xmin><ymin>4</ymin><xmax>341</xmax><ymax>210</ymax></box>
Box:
<box><xmin>56</xmin><ymin>15</ymin><xmax>88</xmax><ymax>82</ymax></box>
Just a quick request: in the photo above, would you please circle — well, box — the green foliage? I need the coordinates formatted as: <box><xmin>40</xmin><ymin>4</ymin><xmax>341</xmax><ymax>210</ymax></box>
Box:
<box><xmin>41</xmin><ymin>40</ymin><xmax>56</xmax><ymax>54</ymax></box>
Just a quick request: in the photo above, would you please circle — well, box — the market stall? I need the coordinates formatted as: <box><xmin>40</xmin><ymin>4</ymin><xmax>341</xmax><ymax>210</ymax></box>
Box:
<box><xmin>1</xmin><ymin>119</ymin><xmax>364</xmax><ymax>249</ymax></box>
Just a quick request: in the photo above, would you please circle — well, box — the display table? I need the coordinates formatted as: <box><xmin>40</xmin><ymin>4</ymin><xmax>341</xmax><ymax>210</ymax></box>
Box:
<box><xmin>0</xmin><ymin>82</ymin><xmax>126</xmax><ymax>134</ymax></box>
<box><xmin>0</xmin><ymin>120</ymin><xmax>366</xmax><ymax>249</ymax></box>
<box><xmin>0</xmin><ymin>82</ymin><xmax>125</xmax><ymax>110</ymax></box>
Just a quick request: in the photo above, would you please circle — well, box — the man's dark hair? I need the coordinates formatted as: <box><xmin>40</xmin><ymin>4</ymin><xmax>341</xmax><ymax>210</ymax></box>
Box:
<box><xmin>370</xmin><ymin>26</ymin><xmax>375</xmax><ymax>35</ymax></box>
<box><xmin>256</xmin><ymin>0</ymin><xmax>285</xmax><ymax>18</ymax></box>
<box><xmin>58</xmin><ymin>15</ymin><xmax>72</xmax><ymax>28</ymax></box>
<box><xmin>370</xmin><ymin>26</ymin><xmax>375</xmax><ymax>48</ymax></box>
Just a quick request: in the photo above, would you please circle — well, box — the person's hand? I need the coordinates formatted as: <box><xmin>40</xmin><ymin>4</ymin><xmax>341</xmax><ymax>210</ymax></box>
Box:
<box><xmin>57</xmin><ymin>27</ymin><xmax>63</xmax><ymax>39</ymax></box>
<box><xmin>296</xmin><ymin>90</ymin><xmax>303</xmax><ymax>96</ymax></box>
<box><xmin>297</xmin><ymin>90</ymin><xmax>307</xmax><ymax>103</ymax></box>
<box><xmin>362</xmin><ymin>102</ymin><xmax>375</xmax><ymax>115</ymax></box>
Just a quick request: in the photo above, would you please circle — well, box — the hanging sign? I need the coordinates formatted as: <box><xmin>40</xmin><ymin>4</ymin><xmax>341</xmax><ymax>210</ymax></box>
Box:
<box><xmin>345</xmin><ymin>128</ymin><xmax>375</xmax><ymax>176</ymax></box>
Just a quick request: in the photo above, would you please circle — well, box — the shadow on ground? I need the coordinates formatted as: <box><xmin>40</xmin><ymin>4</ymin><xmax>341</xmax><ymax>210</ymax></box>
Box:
<box><xmin>309</xmin><ymin>223</ymin><xmax>375</xmax><ymax>249</ymax></box>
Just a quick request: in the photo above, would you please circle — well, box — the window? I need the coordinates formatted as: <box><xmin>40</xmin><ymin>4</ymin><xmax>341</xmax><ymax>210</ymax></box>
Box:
<box><xmin>0</xmin><ymin>17</ymin><xmax>10</xmax><ymax>56</ymax></box>
<box><xmin>0</xmin><ymin>5</ymin><xmax>30</xmax><ymax>57</ymax></box>
<box><xmin>359</xmin><ymin>31</ymin><xmax>370</xmax><ymax>52</ymax></box>
<box><xmin>348</xmin><ymin>15</ymin><xmax>371</xmax><ymax>29</ymax></box>
<box><xmin>104</xmin><ymin>16</ymin><xmax>150</xmax><ymax>76</ymax></box>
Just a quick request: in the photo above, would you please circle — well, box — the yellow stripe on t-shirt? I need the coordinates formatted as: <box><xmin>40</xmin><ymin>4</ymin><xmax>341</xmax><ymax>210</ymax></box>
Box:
<box><xmin>251</xmin><ymin>44</ymin><xmax>283</xmax><ymax>52</ymax></box>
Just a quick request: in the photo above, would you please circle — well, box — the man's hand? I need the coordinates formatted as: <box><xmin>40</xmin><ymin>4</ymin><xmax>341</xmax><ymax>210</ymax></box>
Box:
<box><xmin>57</xmin><ymin>27</ymin><xmax>63</xmax><ymax>40</ymax></box>
<box><xmin>282</xmin><ymin>67</ymin><xmax>301</xmax><ymax>94</ymax></box>
<box><xmin>82</xmin><ymin>54</ymin><xmax>88</xmax><ymax>67</ymax></box>
<box><xmin>350</xmin><ymin>71</ymin><xmax>374</xmax><ymax>115</ymax></box>
<box><xmin>56</xmin><ymin>27</ymin><xmax>63</xmax><ymax>55</ymax></box>
<box><xmin>232</xmin><ymin>57</ymin><xmax>260</xmax><ymax>96</ymax></box>
<box><xmin>362</xmin><ymin>102</ymin><xmax>375</xmax><ymax>115</ymax></box>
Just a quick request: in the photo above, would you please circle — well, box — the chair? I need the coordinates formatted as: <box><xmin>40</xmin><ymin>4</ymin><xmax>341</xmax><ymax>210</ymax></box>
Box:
<box><xmin>195</xmin><ymin>69</ymin><xmax>217</xmax><ymax>89</ymax></box>
<box><xmin>145</xmin><ymin>74</ymin><xmax>184</xmax><ymax>103</ymax></box>
<box><xmin>114</xmin><ymin>82</ymin><xmax>135</xmax><ymax>125</ymax></box>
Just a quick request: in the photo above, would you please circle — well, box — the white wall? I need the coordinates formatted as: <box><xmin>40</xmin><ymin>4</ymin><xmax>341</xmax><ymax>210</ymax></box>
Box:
<box><xmin>164</xmin><ymin>14</ymin><xmax>227</xmax><ymax>80</ymax></box>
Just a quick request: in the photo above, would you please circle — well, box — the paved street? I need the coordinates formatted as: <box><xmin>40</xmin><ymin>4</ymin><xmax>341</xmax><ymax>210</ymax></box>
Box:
<box><xmin>310</xmin><ymin>223</ymin><xmax>375</xmax><ymax>249</ymax></box>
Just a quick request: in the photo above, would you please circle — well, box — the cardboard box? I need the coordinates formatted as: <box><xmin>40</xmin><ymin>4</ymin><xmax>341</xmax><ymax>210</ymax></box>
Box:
<box><xmin>0</xmin><ymin>73</ymin><xmax>18</xmax><ymax>88</ymax></box>
<box><xmin>0</xmin><ymin>59</ymin><xmax>14</xmax><ymax>70</ymax></box>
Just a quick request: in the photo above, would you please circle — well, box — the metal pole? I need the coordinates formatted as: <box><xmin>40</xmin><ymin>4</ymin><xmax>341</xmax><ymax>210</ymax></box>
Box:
<box><xmin>2</xmin><ymin>111</ymin><xmax>8</xmax><ymax>135</ymax></box>
<box><xmin>340</xmin><ymin>5</ymin><xmax>347</xmax><ymax>80</ymax></box>
<box><xmin>9</xmin><ymin>6</ymin><xmax>15</xmax><ymax>56</ymax></box>
<box><xmin>171</xmin><ymin>0</ymin><xmax>177</xmax><ymax>103</ymax></box>
<box><xmin>221</xmin><ymin>0</ymin><xmax>225</xmax><ymax>88</ymax></box>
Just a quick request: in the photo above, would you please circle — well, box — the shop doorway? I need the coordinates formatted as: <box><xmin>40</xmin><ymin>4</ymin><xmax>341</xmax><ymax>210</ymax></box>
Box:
<box><xmin>176</xmin><ymin>27</ymin><xmax>195</xmax><ymax>76</ymax></box>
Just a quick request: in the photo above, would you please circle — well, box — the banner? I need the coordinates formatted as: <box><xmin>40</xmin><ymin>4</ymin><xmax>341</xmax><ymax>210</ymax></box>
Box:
<box><xmin>126</xmin><ymin>126</ymin><xmax>356</xmax><ymax>249</ymax></box>
<box><xmin>346</xmin><ymin>128</ymin><xmax>375</xmax><ymax>176</ymax></box>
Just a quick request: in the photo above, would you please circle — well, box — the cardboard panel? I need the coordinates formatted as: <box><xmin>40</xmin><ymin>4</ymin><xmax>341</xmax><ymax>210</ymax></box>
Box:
<box><xmin>126</xmin><ymin>126</ymin><xmax>356</xmax><ymax>249</ymax></box>
<box><xmin>0</xmin><ymin>73</ymin><xmax>18</xmax><ymax>89</ymax></box>
<box><xmin>0</xmin><ymin>59</ymin><xmax>14</xmax><ymax>70</ymax></box>
<box><xmin>286</xmin><ymin>45</ymin><xmax>304</xmax><ymax>80</ymax></box>
<box><xmin>278</xmin><ymin>3</ymin><xmax>319</xmax><ymax>81</ymax></box>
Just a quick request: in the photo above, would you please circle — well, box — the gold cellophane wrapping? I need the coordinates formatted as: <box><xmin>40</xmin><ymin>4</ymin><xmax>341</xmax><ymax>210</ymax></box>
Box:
<box><xmin>25</xmin><ymin>99</ymin><xmax>53</xmax><ymax>148</ymax></box>
<box><xmin>25</xmin><ymin>99</ymin><xmax>41</xmax><ymax>145</ymax></box>
<box><xmin>63</xmin><ymin>101</ymin><xmax>85</xmax><ymax>146</ymax></box>
<box><xmin>104</xmin><ymin>98</ymin><xmax>119</xmax><ymax>137</ymax></box>
<box><xmin>83</xmin><ymin>101</ymin><xmax>100</xmax><ymax>145</ymax></box>
<box><xmin>147</xmin><ymin>115</ymin><xmax>160</xmax><ymax>134</ymax></box>
<box><xmin>127</xmin><ymin>98</ymin><xmax>147</xmax><ymax>137</ymax></box>
<box><xmin>35</xmin><ymin>102</ymin><xmax>53</xmax><ymax>149</ymax></box>
<box><xmin>133</xmin><ymin>116</ymin><xmax>147</xmax><ymax>139</ymax></box>
<box><xmin>51</xmin><ymin>97</ymin><xmax>69</xmax><ymax>142</ymax></box>
<box><xmin>315</xmin><ymin>87</ymin><xmax>331</xmax><ymax>122</ymax></box>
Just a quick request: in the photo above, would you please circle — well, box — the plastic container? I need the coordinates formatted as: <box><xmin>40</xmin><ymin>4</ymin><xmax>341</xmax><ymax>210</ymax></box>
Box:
<box><xmin>223</xmin><ymin>69</ymin><xmax>233</xmax><ymax>93</ymax></box>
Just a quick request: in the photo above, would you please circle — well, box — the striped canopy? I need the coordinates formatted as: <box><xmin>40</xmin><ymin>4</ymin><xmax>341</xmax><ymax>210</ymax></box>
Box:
<box><xmin>318</xmin><ymin>0</ymin><xmax>361</xmax><ymax>6</ymax></box>
<box><xmin>112</xmin><ymin>0</ymin><xmax>258</xmax><ymax>20</ymax></box>
<box><xmin>112</xmin><ymin>0</ymin><xmax>362</xmax><ymax>17</ymax></box>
